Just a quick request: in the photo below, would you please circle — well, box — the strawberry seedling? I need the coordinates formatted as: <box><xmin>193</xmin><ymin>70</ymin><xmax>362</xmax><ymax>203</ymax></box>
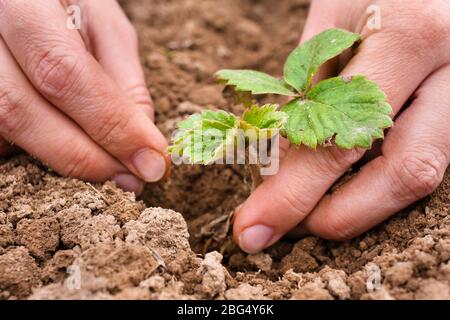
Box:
<box><xmin>168</xmin><ymin>28</ymin><xmax>393</xmax><ymax>185</ymax></box>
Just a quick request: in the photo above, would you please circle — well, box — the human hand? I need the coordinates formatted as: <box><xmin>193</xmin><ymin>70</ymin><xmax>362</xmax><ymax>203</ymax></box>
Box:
<box><xmin>233</xmin><ymin>0</ymin><xmax>450</xmax><ymax>253</ymax></box>
<box><xmin>0</xmin><ymin>0</ymin><xmax>169</xmax><ymax>194</ymax></box>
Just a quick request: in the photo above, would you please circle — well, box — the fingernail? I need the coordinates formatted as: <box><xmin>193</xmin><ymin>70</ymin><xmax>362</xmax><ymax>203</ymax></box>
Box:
<box><xmin>132</xmin><ymin>148</ymin><xmax>166</xmax><ymax>182</ymax></box>
<box><xmin>113</xmin><ymin>174</ymin><xmax>144</xmax><ymax>195</ymax></box>
<box><xmin>238</xmin><ymin>225</ymin><xmax>274</xmax><ymax>254</ymax></box>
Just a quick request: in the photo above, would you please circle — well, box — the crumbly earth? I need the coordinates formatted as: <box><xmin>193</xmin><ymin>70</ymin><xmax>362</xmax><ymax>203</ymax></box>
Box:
<box><xmin>0</xmin><ymin>0</ymin><xmax>449</xmax><ymax>300</ymax></box>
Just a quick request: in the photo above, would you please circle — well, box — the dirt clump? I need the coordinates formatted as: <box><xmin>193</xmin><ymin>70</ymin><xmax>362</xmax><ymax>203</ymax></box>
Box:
<box><xmin>291</xmin><ymin>282</ymin><xmax>333</xmax><ymax>300</ymax></box>
<box><xmin>41</xmin><ymin>250</ymin><xmax>76</xmax><ymax>284</ymax></box>
<box><xmin>73</xmin><ymin>243</ymin><xmax>160</xmax><ymax>291</ymax></box>
<box><xmin>0</xmin><ymin>223</ymin><xmax>15</xmax><ymax>248</ymax></box>
<box><xmin>16</xmin><ymin>217</ymin><xmax>60</xmax><ymax>259</ymax></box>
<box><xmin>197</xmin><ymin>251</ymin><xmax>228</xmax><ymax>298</ymax></box>
<box><xmin>385</xmin><ymin>262</ymin><xmax>414</xmax><ymax>286</ymax></box>
<box><xmin>0</xmin><ymin>247</ymin><xmax>40</xmax><ymax>298</ymax></box>
<box><xmin>123</xmin><ymin>207</ymin><xmax>190</xmax><ymax>263</ymax></box>
<box><xmin>247</xmin><ymin>253</ymin><xmax>273</xmax><ymax>272</ymax></box>
<box><xmin>225</xmin><ymin>283</ymin><xmax>266</xmax><ymax>300</ymax></box>
<box><xmin>57</xmin><ymin>208</ymin><xmax>120</xmax><ymax>250</ymax></box>
<box><xmin>279</xmin><ymin>240</ymin><xmax>320</xmax><ymax>274</ymax></box>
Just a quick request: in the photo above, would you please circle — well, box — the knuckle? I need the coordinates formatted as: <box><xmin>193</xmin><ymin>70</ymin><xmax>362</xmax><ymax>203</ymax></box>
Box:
<box><xmin>126</xmin><ymin>83</ymin><xmax>152</xmax><ymax>107</ymax></box>
<box><xmin>0</xmin><ymin>86</ymin><xmax>28</xmax><ymax>136</ymax></box>
<box><xmin>62</xmin><ymin>144</ymin><xmax>97</xmax><ymax>179</ymax></box>
<box><xmin>0</xmin><ymin>0</ymin><xmax>17</xmax><ymax>16</ymax></box>
<box><xmin>393</xmin><ymin>150</ymin><xmax>445</xmax><ymax>200</ymax></box>
<box><xmin>413</xmin><ymin>9</ymin><xmax>445</xmax><ymax>47</ymax></box>
<box><xmin>32</xmin><ymin>48</ymin><xmax>83</xmax><ymax>99</ymax></box>
<box><xmin>387</xmin><ymin>3</ymin><xmax>448</xmax><ymax>54</ymax></box>
<box><xmin>124</xmin><ymin>24</ymin><xmax>139</xmax><ymax>46</ymax></box>
<box><xmin>112</xmin><ymin>19</ymin><xmax>138</xmax><ymax>48</ymax></box>
<box><xmin>313</xmin><ymin>212</ymin><xmax>356</xmax><ymax>241</ymax></box>
<box><xmin>91</xmin><ymin>108</ymin><xmax>130</xmax><ymax>148</ymax></box>
<box><xmin>324</xmin><ymin>147</ymin><xmax>365</xmax><ymax>174</ymax></box>
<box><xmin>280</xmin><ymin>179</ymin><xmax>312</xmax><ymax>219</ymax></box>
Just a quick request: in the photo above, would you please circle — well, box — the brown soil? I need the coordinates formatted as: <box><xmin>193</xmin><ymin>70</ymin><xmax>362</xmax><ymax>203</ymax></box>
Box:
<box><xmin>1</xmin><ymin>0</ymin><xmax>449</xmax><ymax>300</ymax></box>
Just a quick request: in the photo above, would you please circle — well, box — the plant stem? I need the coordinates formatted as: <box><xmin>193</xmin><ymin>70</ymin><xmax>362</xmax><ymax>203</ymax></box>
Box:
<box><xmin>248</xmin><ymin>163</ymin><xmax>263</xmax><ymax>191</ymax></box>
<box><xmin>244</xmin><ymin>146</ymin><xmax>263</xmax><ymax>191</ymax></box>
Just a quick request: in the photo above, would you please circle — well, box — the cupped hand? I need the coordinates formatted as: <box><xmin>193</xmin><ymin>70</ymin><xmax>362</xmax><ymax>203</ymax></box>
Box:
<box><xmin>234</xmin><ymin>0</ymin><xmax>450</xmax><ymax>253</ymax></box>
<box><xmin>0</xmin><ymin>0</ymin><xmax>169</xmax><ymax>194</ymax></box>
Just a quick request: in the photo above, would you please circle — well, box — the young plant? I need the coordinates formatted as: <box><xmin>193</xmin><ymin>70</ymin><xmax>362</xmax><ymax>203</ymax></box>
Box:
<box><xmin>168</xmin><ymin>28</ymin><xmax>393</xmax><ymax>185</ymax></box>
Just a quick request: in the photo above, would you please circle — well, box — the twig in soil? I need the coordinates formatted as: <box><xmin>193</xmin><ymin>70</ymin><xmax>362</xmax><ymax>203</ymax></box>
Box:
<box><xmin>202</xmin><ymin>238</ymin><xmax>213</xmax><ymax>254</ymax></box>
<box><xmin>149</xmin><ymin>247</ymin><xmax>167</xmax><ymax>271</ymax></box>
<box><xmin>86</xmin><ymin>182</ymin><xmax>111</xmax><ymax>205</ymax></box>
<box><xmin>200</xmin><ymin>214</ymin><xmax>228</xmax><ymax>238</ymax></box>
<box><xmin>285</xmin><ymin>270</ymin><xmax>304</xmax><ymax>289</ymax></box>
<box><xmin>224</xmin><ymin>211</ymin><xmax>234</xmax><ymax>235</ymax></box>
<box><xmin>244</xmin><ymin>148</ymin><xmax>263</xmax><ymax>191</ymax></box>
<box><xmin>107</xmin><ymin>199</ymin><xmax>126</xmax><ymax>211</ymax></box>
<box><xmin>219</xmin><ymin>238</ymin><xmax>234</xmax><ymax>256</ymax></box>
<box><xmin>200</xmin><ymin>211</ymin><xmax>236</xmax><ymax>254</ymax></box>
<box><xmin>200</xmin><ymin>211</ymin><xmax>235</xmax><ymax>245</ymax></box>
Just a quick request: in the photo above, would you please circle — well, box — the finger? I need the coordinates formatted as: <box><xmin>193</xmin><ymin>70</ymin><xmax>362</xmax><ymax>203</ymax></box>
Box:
<box><xmin>0</xmin><ymin>37</ymin><xmax>143</xmax><ymax>192</ymax></box>
<box><xmin>301</xmin><ymin>65</ymin><xmax>450</xmax><ymax>240</ymax></box>
<box><xmin>76</xmin><ymin>0</ymin><xmax>154</xmax><ymax>119</ymax></box>
<box><xmin>233</xmin><ymin>145</ymin><xmax>366</xmax><ymax>253</ymax></box>
<box><xmin>0</xmin><ymin>0</ymin><xmax>169</xmax><ymax>183</ymax></box>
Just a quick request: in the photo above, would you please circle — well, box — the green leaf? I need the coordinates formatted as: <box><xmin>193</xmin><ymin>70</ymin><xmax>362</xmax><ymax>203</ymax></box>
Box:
<box><xmin>241</xmin><ymin>104</ymin><xmax>287</xmax><ymax>140</ymax></box>
<box><xmin>216</xmin><ymin>69</ymin><xmax>295</xmax><ymax>96</ymax></box>
<box><xmin>242</xmin><ymin>104</ymin><xmax>286</xmax><ymax>130</ymax></box>
<box><xmin>283</xmin><ymin>28</ymin><xmax>360</xmax><ymax>93</ymax></box>
<box><xmin>168</xmin><ymin>110</ymin><xmax>239</xmax><ymax>164</ymax></box>
<box><xmin>283</xmin><ymin>100</ymin><xmax>333</xmax><ymax>148</ymax></box>
<box><xmin>282</xmin><ymin>76</ymin><xmax>393</xmax><ymax>149</ymax></box>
